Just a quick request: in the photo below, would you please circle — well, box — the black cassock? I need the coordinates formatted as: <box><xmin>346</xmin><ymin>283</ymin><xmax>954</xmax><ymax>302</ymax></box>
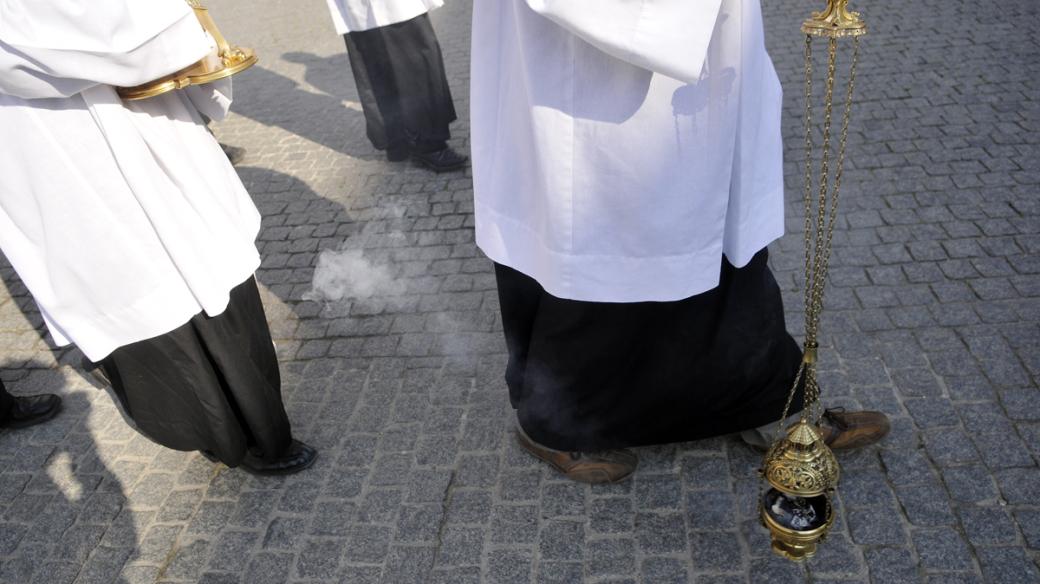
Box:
<box><xmin>99</xmin><ymin>278</ymin><xmax>292</xmax><ymax>467</ymax></box>
<box><xmin>496</xmin><ymin>249</ymin><xmax>804</xmax><ymax>452</ymax></box>
<box><xmin>0</xmin><ymin>378</ymin><xmax>11</xmax><ymax>421</ymax></box>
<box><xmin>344</xmin><ymin>13</ymin><xmax>457</xmax><ymax>155</ymax></box>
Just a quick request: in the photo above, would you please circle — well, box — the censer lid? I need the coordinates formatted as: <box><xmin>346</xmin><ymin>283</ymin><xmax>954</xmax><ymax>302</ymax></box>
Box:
<box><xmin>763</xmin><ymin>419</ymin><xmax>840</xmax><ymax>497</ymax></box>
<box><xmin>786</xmin><ymin>419</ymin><xmax>822</xmax><ymax>446</ymax></box>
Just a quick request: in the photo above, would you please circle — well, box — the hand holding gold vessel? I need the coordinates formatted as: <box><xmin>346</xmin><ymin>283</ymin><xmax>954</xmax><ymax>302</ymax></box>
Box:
<box><xmin>117</xmin><ymin>0</ymin><xmax>257</xmax><ymax>100</ymax></box>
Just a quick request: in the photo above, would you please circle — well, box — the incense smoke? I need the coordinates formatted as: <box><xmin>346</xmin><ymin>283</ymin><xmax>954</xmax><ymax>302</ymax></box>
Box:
<box><xmin>303</xmin><ymin>248</ymin><xmax>405</xmax><ymax>303</ymax></box>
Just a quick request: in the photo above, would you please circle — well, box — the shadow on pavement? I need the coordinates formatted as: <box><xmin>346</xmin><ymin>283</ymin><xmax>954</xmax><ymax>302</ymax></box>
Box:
<box><xmin>0</xmin><ymin>366</ymin><xmax>136</xmax><ymax>583</ymax></box>
<box><xmin>282</xmin><ymin>51</ymin><xmax>353</xmax><ymax>102</ymax></box>
<box><xmin>235</xmin><ymin>165</ymin><xmax>359</xmax><ymax>321</ymax></box>
<box><xmin>231</xmin><ymin>58</ymin><xmax>375</xmax><ymax>159</ymax></box>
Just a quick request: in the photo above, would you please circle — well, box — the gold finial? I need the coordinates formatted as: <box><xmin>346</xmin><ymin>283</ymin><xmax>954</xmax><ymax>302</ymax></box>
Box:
<box><xmin>802</xmin><ymin>0</ymin><xmax>867</xmax><ymax>38</ymax></box>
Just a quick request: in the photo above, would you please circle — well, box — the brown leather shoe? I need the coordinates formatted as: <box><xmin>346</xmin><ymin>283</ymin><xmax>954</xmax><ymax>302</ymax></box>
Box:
<box><xmin>515</xmin><ymin>426</ymin><xmax>637</xmax><ymax>484</ymax></box>
<box><xmin>819</xmin><ymin>408</ymin><xmax>890</xmax><ymax>450</ymax></box>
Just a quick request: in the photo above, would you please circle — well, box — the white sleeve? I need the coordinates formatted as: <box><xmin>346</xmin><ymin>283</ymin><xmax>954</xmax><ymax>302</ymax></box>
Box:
<box><xmin>184</xmin><ymin>77</ymin><xmax>233</xmax><ymax>122</ymax></box>
<box><xmin>0</xmin><ymin>1</ymin><xmax>213</xmax><ymax>100</ymax></box>
<box><xmin>524</xmin><ymin>0</ymin><xmax>724</xmax><ymax>84</ymax></box>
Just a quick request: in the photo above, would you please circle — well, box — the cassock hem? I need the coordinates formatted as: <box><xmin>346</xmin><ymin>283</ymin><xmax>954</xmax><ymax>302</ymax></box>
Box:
<box><xmin>495</xmin><ymin>248</ymin><xmax>804</xmax><ymax>452</ymax></box>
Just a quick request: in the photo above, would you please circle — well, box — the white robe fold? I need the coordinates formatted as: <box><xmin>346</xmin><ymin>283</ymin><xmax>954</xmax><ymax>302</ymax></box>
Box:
<box><xmin>0</xmin><ymin>0</ymin><xmax>262</xmax><ymax>361</ymax></box>
<box><xmin>525</xmin><ymin>0</ymin><xmax>724</xmax><ymax>84</ymax></box>
<box><xmin>324</xmin><ymin>0</ymin><xmax>444</xmax><ymax>34</ymax></box>
<box><xmin>471</xmin><ymin>0</ymin><xmax>786</xmax><ymax>303</ymax></box>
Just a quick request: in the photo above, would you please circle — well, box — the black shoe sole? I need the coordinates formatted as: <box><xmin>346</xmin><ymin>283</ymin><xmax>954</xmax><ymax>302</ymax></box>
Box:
<box><xmin>411</xmin><ymin>155</ymin><xmax>468</xmax><ymax>173</ymax></box>
<box><xmin>239</xmin><ymin>449</ymin><xmax>318</xmax><ymax>477</ymax></box>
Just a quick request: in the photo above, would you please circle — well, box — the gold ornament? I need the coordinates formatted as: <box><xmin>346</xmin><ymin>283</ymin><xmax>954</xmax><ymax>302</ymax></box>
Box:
<box><xmin>763</xmin><ymin>419</ymin><xmax>840</xmax><ymax>497</ymax></box>
<box><xmin>802</xmin><ymin>0</ymin><xmax>867</xmax><ymax>38</ymax></box>
<box><xmin>758</xmin><ymin>0</ymin><xmax>865</xmax><ymax>562</ymax></box>
<box><xmin>118</xmin><ymin>1</ymin><xmax>258</xmax><ymax>100</ymax></box>
<box><xmin>760</xmin><ymin>420</ymin><xmax>840</xmax><ymax>560</ymax></box>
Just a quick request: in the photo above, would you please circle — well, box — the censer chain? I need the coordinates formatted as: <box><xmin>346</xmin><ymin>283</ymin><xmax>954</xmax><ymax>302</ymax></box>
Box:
<box><xmin>772</xmin><ymin>34</ymin><xmax>861</xmax><ymax>438</ymax></box>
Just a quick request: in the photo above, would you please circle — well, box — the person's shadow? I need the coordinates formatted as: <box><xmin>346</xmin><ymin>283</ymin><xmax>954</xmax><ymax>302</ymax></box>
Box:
<box><xmin>236</xmin><ymin>165</ymin><xmax>359</xmax><ymax>313</ymax></box>
<box><xmin>229</xmin><ymin>55</ymin><xmax>376</xmax><ymax>159</ymax></box>
<box><xmin>0</xmin><ymin>364</ymin><xmax>136</xmax><ymax>583</ymax></box>
<box><xmin>282</xmin><ymin>51</ymin><xmax>352</xmax><ymax>102</ymax></box>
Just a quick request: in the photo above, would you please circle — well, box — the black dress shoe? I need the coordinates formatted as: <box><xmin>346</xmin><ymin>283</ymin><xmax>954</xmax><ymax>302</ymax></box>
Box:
<box><xmin>411</xmin><ymin>146</ymin><xmax>468</xmax><ymax>173</ymax></box>
<box><xmin>239</xmin><ymin>440</ymin><xmax>318</xmax><ymax>476</ymax></box>
<box><xmin>1</xmin><ymin>394</ymin><xmax>61</xmax><ymax>430</ymax></box>
<box><xmin>220</xmin><ymin>143</ymin><xmax>247</xmax><ymax>166</ymax></box>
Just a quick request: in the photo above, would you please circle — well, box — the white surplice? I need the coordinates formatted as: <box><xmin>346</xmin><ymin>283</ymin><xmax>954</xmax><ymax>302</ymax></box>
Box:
<box><xmin>0</xmin><ymin>0</ymin><xmax>263</xmax><ymax>361</ymax></box>
<box><xmin>471</xmin><ymin>0</ymin><xmax>786</xmax><ymax>302</ymax></box>
<box><xmin>324</xmin><ymin>0</ymin><xmax>444</xmax><ymax>34</ymax></box>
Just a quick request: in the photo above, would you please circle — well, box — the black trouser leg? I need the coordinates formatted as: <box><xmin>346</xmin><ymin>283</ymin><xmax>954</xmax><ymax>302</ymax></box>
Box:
<box><xmin>345</xmin><ymin>14</ymin><xmax>456</xmax><ymax>154</ymax></box>
<box><xmin>344</xmin><ymin>32</ymin><xmax>405</xmax><ymax>152</ymax></box>
<box><xmin>492</xmin><ymin>251</ymin><xmax>804</xmax><ymax>451</ymax></box>
<box><xmin>98</xmin><ymin>278</ymin><xmax>291</xmax><ymax>467</ymax></box>
<box><xmin>494</xmin><ymin>263</ymin><xmax>544</xmax><ymax>409</ymax></box>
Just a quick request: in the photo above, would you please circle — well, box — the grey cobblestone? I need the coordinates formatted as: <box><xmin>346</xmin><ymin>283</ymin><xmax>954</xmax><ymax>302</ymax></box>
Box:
<box><xmin>912</xmin><ymin>528</ymin><xmax>975</xmax><ymax>573</ymax></box>
<box><xmin>976</xmin><ymin>547</ymin><xmax>1040</xmax><ymax>584</ymax></box>
<box><xmin>957</xmin><ymin>506</ymin><xmax>1020</xmax><ymax>546</ymax></box>
<box><xmin>0</xmin><ymin>0</ymin><xmax>1037</xmax><ymax>581</ymax></box>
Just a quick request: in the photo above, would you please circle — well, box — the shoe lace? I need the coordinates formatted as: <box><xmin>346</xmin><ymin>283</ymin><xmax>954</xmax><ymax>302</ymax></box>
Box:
<box><xmin>821</xmin><ymin>407</ymin><xmax>848</xmax><ymax>431</ymax></box>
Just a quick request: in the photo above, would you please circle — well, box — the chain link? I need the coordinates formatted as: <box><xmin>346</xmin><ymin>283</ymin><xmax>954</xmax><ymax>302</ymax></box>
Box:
<box><xmin>772</xmin><ymin>34</ymin><xmax>861</xmax><ymax>440</ymax></box>
<box><xmin>759</xmin><ymin>19</ymin><xmax>863</xmax><ymax>560</ymax></box>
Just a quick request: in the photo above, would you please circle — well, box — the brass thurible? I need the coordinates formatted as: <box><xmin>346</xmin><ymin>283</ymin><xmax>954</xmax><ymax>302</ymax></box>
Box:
<box><xmin>117</xmin><ymin>0</ymin><xmax>258</xmax><ymax>100</ymax></box>
<box><xmin>759</xmin><ymin>0</ymin><xmax>865</xmax><ymax>562</ymax></box>
<box><xmin>760</xmin><ymin>420</ymin><xmax>839</xmax><ymax>560</ymax></box>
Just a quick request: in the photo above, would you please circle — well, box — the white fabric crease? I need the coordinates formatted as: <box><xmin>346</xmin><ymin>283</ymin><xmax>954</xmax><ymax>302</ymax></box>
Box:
<box><xmin>471</xmin><ymin>0</ymin><xmax>786</xmax><ymax>302</ymax></box>
<box><xmin>0</xmin><ymin>0</ymin><xmax>262</xmax><ymax>360</ymax></box>
<box><xmin>324</xmin><ymin>0</ymin><xmax>443</xmax><ymax>34</ymax></box>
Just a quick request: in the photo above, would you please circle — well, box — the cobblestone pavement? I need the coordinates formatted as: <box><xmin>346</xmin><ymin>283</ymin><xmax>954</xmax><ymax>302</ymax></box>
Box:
<box><xmin>1</xmin><ymin>0</ymin><xmax>1037</xmax><ymax>582</ymax></box>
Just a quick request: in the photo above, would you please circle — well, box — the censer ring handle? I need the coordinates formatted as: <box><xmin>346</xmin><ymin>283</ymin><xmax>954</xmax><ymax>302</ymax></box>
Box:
<box><xmin>190</xmin><ymin>4</ymin><xmax>233</xmax><ymax>57</ymax></box>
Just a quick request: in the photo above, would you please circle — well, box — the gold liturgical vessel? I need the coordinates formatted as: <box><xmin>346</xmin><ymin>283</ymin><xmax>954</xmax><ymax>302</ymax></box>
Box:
<box><xmin>759</xmin><ymin>0</ymin><xmax>865</xmax><ymax>561</ymax></box>
<box><xmin>118</xmin><ymin>0</ymin><xmax>258</xmax><ymax>100</ymax></box>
